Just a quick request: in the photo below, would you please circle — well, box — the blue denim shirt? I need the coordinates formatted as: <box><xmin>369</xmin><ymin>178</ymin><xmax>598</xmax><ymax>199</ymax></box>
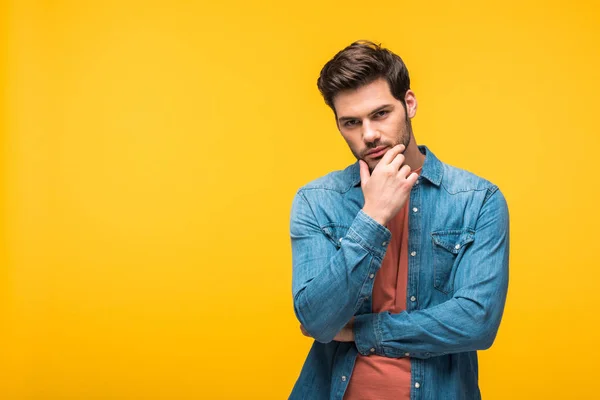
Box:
<box><xmin>289</xmin><ymin>145</ymin><xmax>509</xmax><ymax>400</ymax></box>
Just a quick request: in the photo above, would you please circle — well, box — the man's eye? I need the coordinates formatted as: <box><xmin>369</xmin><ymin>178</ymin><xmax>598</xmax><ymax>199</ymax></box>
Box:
<box><xmin>345</xmin><ymin>120</ymin><xmax>358</xmax><ymax>127</ymax></box>
<box><xmin>375</xmin><ymin>110</ymin><xmax>388</xmax><ymax>117</ymax></box>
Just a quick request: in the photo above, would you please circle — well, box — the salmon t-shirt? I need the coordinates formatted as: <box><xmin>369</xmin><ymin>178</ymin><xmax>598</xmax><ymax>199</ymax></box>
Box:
<box><xmin>344</xmin><ymin>166</ymin><xmax>422</xmax><ymax>400</ymax></box>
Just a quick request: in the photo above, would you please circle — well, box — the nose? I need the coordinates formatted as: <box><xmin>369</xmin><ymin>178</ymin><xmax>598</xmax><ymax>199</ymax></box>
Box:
<box><xmin>362</xmin><ymin>120</ymin><xmax>380</xmax><ymax>144</ymax></box>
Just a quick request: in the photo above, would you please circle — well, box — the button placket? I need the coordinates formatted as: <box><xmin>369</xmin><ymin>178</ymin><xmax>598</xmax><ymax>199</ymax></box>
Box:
<box><xmin>407</xmin><ymin>183</ymin><xmax>421</xmax><ymax>317</ymax></box>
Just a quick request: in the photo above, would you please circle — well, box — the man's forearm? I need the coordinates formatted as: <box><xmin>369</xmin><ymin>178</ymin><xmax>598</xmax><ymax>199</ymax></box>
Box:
<box><xmin>292</xmin><ymin>192</ymin><xmax>391</xmax><ymax>343</ymax></box>
<box><xmin>353</xmin><ymin>189</ymin><xmax>510</xmax><ymax>358</ymax></box>
<box><xmin>353</xmin><ymin>292</ymin><xmax>506</xmax><ymax>359</ymax></box>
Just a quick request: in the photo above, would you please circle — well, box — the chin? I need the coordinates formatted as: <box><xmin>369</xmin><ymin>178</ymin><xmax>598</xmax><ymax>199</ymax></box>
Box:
<box><xmin>368</xmin><ymin>160</ymin><xmax>380</xmax><ymax>172</ymax></box>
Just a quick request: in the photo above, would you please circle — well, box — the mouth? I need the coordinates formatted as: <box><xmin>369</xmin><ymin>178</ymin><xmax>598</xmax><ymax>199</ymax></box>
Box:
<box><xmin>365</xmin><ymin>146</ymin><xmax>388</xmax><ymax>159</ymax></box>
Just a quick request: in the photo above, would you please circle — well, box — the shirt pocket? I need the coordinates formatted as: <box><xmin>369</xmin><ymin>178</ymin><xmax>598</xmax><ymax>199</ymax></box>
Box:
<box><xmin>430</xmin><ymin>228</ymin><xmax>475</xmax><ymax>294</ymax></box>
<box><xmin>321</xmin><ymin>224</ymin><xmax>351</xmax><ymax>249</ymax></box>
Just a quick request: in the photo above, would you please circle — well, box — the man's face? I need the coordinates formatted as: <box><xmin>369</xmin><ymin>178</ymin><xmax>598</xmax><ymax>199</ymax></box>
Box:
<box><xmin>332</xmin><ymin>78</ymin><xmax>416</xmax><ymax>172</ymax></box>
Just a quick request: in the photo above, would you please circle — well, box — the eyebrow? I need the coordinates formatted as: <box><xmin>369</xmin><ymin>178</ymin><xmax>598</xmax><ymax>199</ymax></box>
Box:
<box><xmin>337</xmin><ymin>104</ymin><xmax>394</xmax><ymax>123</ymax></box>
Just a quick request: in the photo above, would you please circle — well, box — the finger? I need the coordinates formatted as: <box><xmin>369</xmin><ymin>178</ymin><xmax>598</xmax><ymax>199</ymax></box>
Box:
<box><xmin>390</xmin><ymin>153</ymin><xmax>406</xmax><ymax>170</ymax></box>
<box><xmin>358</xmin><ymin>160</ymin><xmax>370</xmax><ymax>189</ymax></box>
<box><xmin>380</xmin><ymin>144</ymin><xmax>405</xmax><ymax>165</ymax></box>
<box><xmin>397</xmin><ymin>164</ymin><xmax>412</xmax><ymax>178</ymax></box>
<box><xmin>406</xmin><ymin>172</ymin><xmax>419</xmax><ymax>185</ymax></box>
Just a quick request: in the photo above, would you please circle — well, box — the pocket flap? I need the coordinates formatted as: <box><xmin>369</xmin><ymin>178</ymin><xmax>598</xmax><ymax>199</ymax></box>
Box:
<box><xmin>431</xmin><ymin>229</ymin><xmax>475</xmax><ymax>253</ymax></box>
<box><xmin>322</xmin><ymin>224</ymin><xmax>350</xmax><ymax>248</ymax></box>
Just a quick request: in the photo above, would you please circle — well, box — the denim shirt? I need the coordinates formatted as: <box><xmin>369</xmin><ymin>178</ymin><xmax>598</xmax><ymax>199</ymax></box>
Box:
<box><xmin>289</xmin><ymin>145</ymin><xmax>509</xmax><ymax>400</ymax></box>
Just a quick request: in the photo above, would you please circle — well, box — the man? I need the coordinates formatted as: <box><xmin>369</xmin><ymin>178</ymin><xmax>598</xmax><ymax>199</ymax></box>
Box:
<box><xmin>289</xmin><ymin>40</ymin><xmax>509</xmax><ymax>400</ymax></box>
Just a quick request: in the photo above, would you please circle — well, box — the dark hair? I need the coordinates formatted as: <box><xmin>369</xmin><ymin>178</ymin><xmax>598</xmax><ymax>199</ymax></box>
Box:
<box><xmin>317</xmin><ymin>40</ymin><xmax>411</xmax><ymax>116</ymax></box>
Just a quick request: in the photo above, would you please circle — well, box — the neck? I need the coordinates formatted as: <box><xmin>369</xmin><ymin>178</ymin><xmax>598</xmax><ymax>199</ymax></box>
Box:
<box><xmin>403</xmin><ymin>135</ymin><xmax>426</xmax><ymax>171</ymax></box>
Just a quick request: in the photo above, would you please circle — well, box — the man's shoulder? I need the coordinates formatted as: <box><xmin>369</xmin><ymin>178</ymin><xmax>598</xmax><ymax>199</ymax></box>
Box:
<box><xmin>296</xmin><ymin>162</ymin><xmax>359</xmax><ymax>195</ymax></box>
<box><xmin>440</xmin><ymin>161</ymin><xmax>499</xmax><ymax>196</ymax></box>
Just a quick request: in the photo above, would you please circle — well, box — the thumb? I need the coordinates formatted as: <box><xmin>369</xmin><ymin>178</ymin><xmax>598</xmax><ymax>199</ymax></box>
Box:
<box><xmin>359</xmin><ymin>160</ymin><xmax>370</xmax><ymax>189</ymax></box>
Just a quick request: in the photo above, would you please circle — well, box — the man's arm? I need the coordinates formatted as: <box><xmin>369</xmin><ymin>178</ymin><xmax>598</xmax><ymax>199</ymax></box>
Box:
<box><xmin>291</xmin><ymin>191</ymin><xmax>390</xmax><ymax>344</ymax></box>
<box><xmin>353</xmin><ymin>188</ymin><xmax>510</xmax><ymax>359</ymax></box>
<box><xmin>291</xmin><ymin>144</ymin><xmax>416</xmax><ymax>344</ymax></box>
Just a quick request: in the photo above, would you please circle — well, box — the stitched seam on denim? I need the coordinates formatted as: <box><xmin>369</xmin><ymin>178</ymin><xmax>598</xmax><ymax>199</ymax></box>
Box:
<box><xmin>432</xmin><ymin>237</ymin><xmax>453</xmax><ymax>295</ymax></box>
<box><xmin>345</xmin><ymin>229</ymin><xmax>371</xmax><ymax>255</ymax></box>
<box><xmin>431</xmin><ymin>230</ymin><xmax>476</xmax><ymax>253</ymax></box>
<box><xmin>431</xmin><ymin>228</ymin><xmax>476</xmax><ymax>236</ymax></box>
<box><xmin>322</xmin><ymin>222</ymin><xmax>351</xmax><ymax>229</ymax></box>
<box><xmin>375</xmin><ymin>313</ymin><xmax>383</xmax><ymax>355</ymax></box>
<box><xmin>347</xmin><ymin>227</ymin><xmax>387</xmax><ymax>260</ymax></box>
<box><xmin>298</xmin><ymin>185</ymin><xmax>352</xmax><ymax>194</ymax></box>
<box><xmin>440</xmin><ymin>183</ymin><xmax>490</xmax><ymax>195</ymax></box>
<box><xmin>297</xmin><ymin>190</ymin><xmax>321</xmax><ymax>228</ymax></box>
<box><xmin>484</xmin><ymin>185</ymin><xmax>500</xmax><ymax>202</ymax></box>
<box><xmin>321</xmin><ymin>224</ymin><xmax>350</xmax><ymax>248</ymax></box>
<box><xmin>476</xmin><ymin>188</ymin><xmax>505</xmax><ymax>229</ymax></box>
<box><xmin>357</xmin><ymin>209</ymin><xmax>390</xmax><ymax>237</ymax></box>
<box><xmin>355</xmin><ymin>257</ymin><xmax>375</xmax><ymax>314</ymax></box>
<box><xmin>349</xmin><ymin>211</ymin><xmax>390</xmax><ymax>258</ymax></box>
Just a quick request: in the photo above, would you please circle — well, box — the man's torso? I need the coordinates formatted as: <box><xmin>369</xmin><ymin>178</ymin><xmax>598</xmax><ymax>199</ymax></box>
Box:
<box><xmin>290</xmin><ymin>145</ymin><xmax>497</xmax><ymax>400</ymax></box>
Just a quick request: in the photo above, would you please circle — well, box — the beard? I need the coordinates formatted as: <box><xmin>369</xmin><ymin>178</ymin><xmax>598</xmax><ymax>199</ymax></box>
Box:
<box><xmin>398</xmin><ymin>118</ymin><xmax>412</xmax><ymax>149</ymax></box>
<box><xmin>355</xmin><ymin>117</ymin><xmax>413</xmax><ymax>171</ymax></box>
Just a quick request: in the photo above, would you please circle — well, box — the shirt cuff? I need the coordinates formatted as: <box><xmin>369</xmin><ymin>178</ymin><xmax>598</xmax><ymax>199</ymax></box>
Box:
<box><xmin>353</xmin><ymin>312</ymin><xmax>381</xmax><ymax>356</ymax></box>
<box><xmin>346</xmin><ymin>209</ymin><xmax>391</xmax><ymax>260</ymax></box>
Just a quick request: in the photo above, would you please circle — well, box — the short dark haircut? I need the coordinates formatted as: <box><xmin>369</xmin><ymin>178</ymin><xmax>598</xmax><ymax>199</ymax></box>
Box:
<box><xmin>317</xmin><ymin>40</ymin><xmax>411</xmax><ymax>117</ymax></box>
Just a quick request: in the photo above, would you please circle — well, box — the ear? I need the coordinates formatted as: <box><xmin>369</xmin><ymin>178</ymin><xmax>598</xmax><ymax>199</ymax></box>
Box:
<box><xmin>404</xmin><ymin>90</ymin><xmax>418</xmax><ymax>119</ymax></box>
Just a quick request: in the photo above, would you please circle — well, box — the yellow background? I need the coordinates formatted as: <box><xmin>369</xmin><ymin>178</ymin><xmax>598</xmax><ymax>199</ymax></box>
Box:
<box><xmin>2</xmin><ymin>0</ymin><xmax>599</xmax><ymax>399</ymax></box>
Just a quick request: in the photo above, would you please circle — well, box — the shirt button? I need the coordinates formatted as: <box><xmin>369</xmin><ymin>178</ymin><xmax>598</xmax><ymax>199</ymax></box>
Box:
<box><xmin>410</xmin><ymin>296</ymin><xmax>416</xmax><ymax>302</ymax></box>
<box><xmin>339</xmin><ymin>237</ymin><xmax>343</xmax><ymax>243</ymax></box>
<box><xmin>341</xmin><ymin>376</ymin><xmax>347</xmax><ymax>382</ymax></box>
<box><xmin>369</xmin><ymin>273</ymin><xmax>375</xmax><ymax>279</ymax></box>
<box><xmin>382</xmin><ymin>241</ymin><xmax>388</xmax><ymax>246</ymax></box>
<box><xmin>415</xmin><ymin>382</ymin><xmax>421</xmax><ymax>389</ymax></box>
<box><xmin>404</xmin><ymin>352</ymin><xmax>410</xmax><ymax>356</ymax></box>
<box><xmin>455</xmin><ymin>244</ymin><xmax>461</xmax><ymax>249</ymax></box>
<box><xmin>370</xmin><ymin>348</ymin><xmax>375</xmax><ymax>353</ymax></box>
<box><xmin>410</xmin><ymin>251</ymin><xmax>416</xmax><ymax>257</ymax></box>
<box><xmin>412</xmin><ymin>207</ymin><xmax>418</xmax><ymax>213</ymax></box>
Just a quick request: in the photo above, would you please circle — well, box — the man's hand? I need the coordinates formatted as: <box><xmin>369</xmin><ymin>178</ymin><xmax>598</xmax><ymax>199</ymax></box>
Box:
<box><xmin>360</xmin><ymin>144</ymin><xmax>419</xmax><ymax>226</ymax></box>
<box><xmin>300</xmin><ymin>317</ymin><xmax>355</xmax><ymax>342</ymax></box>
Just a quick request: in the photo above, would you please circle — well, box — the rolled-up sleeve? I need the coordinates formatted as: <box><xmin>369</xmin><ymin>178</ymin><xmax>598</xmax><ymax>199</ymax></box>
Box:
<box><xmin>291</xmin><ymin>191</ymin><xmax>391</xmax><ymax>344</ymax></box>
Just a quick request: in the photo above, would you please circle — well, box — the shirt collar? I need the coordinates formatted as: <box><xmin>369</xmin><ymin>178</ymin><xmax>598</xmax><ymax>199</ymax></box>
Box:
<box><xmin>350</xmin><ymin>145</ymin><xmax>443</xmax><ymax>187</ymax></box>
